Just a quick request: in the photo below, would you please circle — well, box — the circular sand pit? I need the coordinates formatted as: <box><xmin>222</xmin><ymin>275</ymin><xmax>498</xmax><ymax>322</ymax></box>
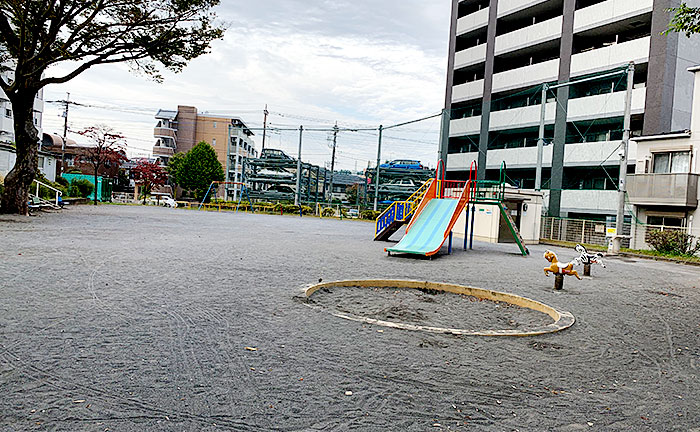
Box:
<box><xmin>303</xmin><ymin>280</ymin><xmax>574</xmax><ymax>336</ymax></box>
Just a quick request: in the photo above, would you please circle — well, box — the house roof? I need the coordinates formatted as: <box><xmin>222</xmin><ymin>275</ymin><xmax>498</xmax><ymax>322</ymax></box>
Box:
<box><xmin>155</xmin><ymin>109</ymin><xmax>178</xmax><ymax>120</ymax></box>
<box><xmin>632</xmin><ymin>130</ymin><xmax>691</xmax><ymax>142</ymax></box>
<box><xmin>332</xmin><ymin>172</ymin><xmax>364</xmax><ymax>186</ymax></box>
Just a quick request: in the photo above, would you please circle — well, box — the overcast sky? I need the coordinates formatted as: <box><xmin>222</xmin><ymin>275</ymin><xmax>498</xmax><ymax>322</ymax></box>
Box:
<box><xmin>42</xmin><ymin>1</ymin><xmax>451</xmax><ymax>171</ymax></box>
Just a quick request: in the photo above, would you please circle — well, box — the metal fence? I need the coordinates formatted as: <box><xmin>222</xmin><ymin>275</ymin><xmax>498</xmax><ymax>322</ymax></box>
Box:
<box><xmin>540</xmin><ymin>217</ymin><xmax>688</xmax><ymax>250</ymax></box>
<box><xmin>540</xmin><ymin>217</ymin><xmax>630</xmax><ymax>248</ymax></box>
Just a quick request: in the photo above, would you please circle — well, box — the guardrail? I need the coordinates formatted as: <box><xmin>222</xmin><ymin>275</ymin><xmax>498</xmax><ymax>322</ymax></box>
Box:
<box><xmin>32</xmin><ymin>179</ymin><xmax>62</xmax><ymax>206</ymax></box>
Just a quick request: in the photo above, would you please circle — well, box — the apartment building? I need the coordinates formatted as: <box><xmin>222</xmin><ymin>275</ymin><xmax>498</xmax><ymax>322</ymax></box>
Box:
<box><xmin>153</xmin><ymin>106</ymin><xmax>258</xmax><ymax>199</ymax></box>
<box><xmin>627</xmin><ymin>65</ymin><xmax>700</xmax><ymax>248</ymax></box>
<box><xmin>0</xmin><ymin>68</ymin><xmax>44</xmax><ymax>144</ymax></box>
<box><xmin>443</xmin><ymin>0</ymin><xmax>700</xmax><ymax>218</ymax></box>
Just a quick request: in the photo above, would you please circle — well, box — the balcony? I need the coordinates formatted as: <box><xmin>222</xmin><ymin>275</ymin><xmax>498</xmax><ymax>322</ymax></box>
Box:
<box><xmin>152</xmin><ymin>146</ymin><xmax>175</xmax><ymax>157</ymax></box>
<box><xmin>627</xmin><ymin>173</ymin><xmax>699</xmax><ymax>207</ymax></box>
<box><xmin>498</xmin><ymin>0</ymin><xmax>548</xmax><ymax>18</ymax></box>
<box><xmin>154</xmin><ymin>127</ymin><xmax>177</xmax><ymax>140</ymax></box>
<box><xmin>454</xmin><ymin>44</ymin><xmax>487</xmax><ymax>70</ymax></box>
<box><xmin>446</xmin><ymin>140</ymin><xmax>636</xmax><ymax>171</ymax></box>
<box><xmin>492</xmin><ymin>58</ymin><xmax>559</xmax><ymax>94</ymax></box>
<box><xmin>570</xmin><ymin>36</ymin><xmax>650</xmax><ymax>77</ymax></box>
<box><xmin>494</xmin><ymin>16</ymin><xmax>562</xmax><ymax>56</ymax></box>
<box><xmin>574</xmin><ymin>0</ymin><xmax>653</xmax><ymax>34</ymax></box>
<box><xmin>457</xmin><ymin>7</ymin><xmax>490</xmax><ymax>35</ymax></box>
<box><xmin>452</xmin><ymin>79</ymin><xmax>485</xmax><ymax>103</ymax></box>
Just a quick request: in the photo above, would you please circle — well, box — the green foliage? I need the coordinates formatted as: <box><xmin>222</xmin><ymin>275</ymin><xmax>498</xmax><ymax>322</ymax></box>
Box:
<box><xmin>667</xmin><ymin>3</ymin><xmax>700</xmax><ymax>36</ymax></box>
<box><xmin>176</xmin><ymin>142</ymin><xmax>224</xmax><ymax>200</ymax></box>
<box><xmin>168</xmin><ymin>152</ymin><xmax>186</xmax><ymax>185</ymax></box>
<box><xmin>345</xmin><ymin>184</ymin><xmax>359</xmax><ymax>204</ymax></box>
<box><xmin>55</xmin><ymin>176</ymin><xmax>69</xmax><ymax>187</ymax></box>
<box><xmin>646</xmin><ymin>230</ymin><xmax>700</xmax><ymax>257</ymax></box>
<box><xmin>69</xmin><ymin>179</ymin><xmax>94</xmax><ymax>198</ymax></box>
<box><xmin>274</xmin><ymin>203</ymin><xmax>312</xmax><ymax>215</ymax></box>
<box><xmin>361</xmin><ymin>210</ymin><xmax>381</xmax><ymax>220</ymax></box>
<box><xmin>322</xmin><ymin>207</ymin><xmax>336</xmax><ymax>217</ymax></box>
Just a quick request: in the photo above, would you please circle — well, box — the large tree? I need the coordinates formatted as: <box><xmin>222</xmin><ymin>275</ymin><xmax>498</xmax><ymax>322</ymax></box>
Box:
<box><xmin>177</xmin><ymin>141</ymin><xmax>224</xmax><ymax>200</ymax></box>
<box><xmin>77</xmin><ymin>125</ymin><xmax>127</xmax><ymax>205</ymax></box>
<box><xmin>132</xmin><ymin>159</ymin><xmax>168</xmax><ymax>204</ymax></box>
<box><xmin>0</xmin><ymin>0</ymin><xmax>224</xmax><ymax>215</ymax></box>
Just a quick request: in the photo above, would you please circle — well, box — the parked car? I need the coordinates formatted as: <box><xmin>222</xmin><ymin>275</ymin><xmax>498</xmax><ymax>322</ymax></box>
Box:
<box><xmin>261</xmin><ymin>148</ymin><xmax>294</xmax><ymax>160</ymax></box>
<box><xmin>379</xmin><ymin>159</ymin><xmax>424</xmax><ymax>170</ymax></box>
<box><xmin>147</xmin><ymin>195</ymin><xmax>178</xmax><ymax>208</ymax></box>
<box><xmin>347</xmin><ymin>209</ymin><xmax>359</xmax><ymax>218</ymax></box>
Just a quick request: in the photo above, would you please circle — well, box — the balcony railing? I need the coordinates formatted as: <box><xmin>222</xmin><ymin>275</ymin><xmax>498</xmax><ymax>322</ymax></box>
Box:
<box><xmin>627</xmin><ymin>173</ymin><xmax>699</xmax><ymax>207</ymax></box>
<box><xmin>152</xmin><ymin>146</ymin><xmax>175</xmax><ymax>157</ymax></box>
<box><xmin>154</xmin><ymin>127</ymin><xmax>177</xmax><ymax>140</ymax></box>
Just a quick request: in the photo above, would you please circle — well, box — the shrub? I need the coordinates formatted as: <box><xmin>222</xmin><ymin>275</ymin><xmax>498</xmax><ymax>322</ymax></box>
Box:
<box><xmin>69</xmin><ymin>179</ymin><xmax>94</xmax><ymax>198</ymax></box>
<box><xmin>647</xmin><ymin>230</ymin><xmax>700</xmax><ymax>256</ymax></box>
<box><xmin>55</xmin><ymin>176</ymin><xmax>69</xmax><ymax>187</ymax></box>
<box><xmin>361</xmin><ymin>210</ymin><xmax>381</xmax><ymax>220</ymax></box>
<box><xmin>322</xmin><ymin>207</ymin><xmax>336</xmax><ymax>217</ymax></box>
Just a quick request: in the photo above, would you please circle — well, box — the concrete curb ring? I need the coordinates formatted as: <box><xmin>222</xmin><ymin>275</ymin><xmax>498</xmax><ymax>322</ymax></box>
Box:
<box><xmin>302</xmin><ymin>279</ymin><xmax>575</xmax><ymax>337</ymax></box>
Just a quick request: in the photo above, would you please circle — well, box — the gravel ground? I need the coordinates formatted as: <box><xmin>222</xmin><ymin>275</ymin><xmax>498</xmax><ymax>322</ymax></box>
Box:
<box><xmin>0</xmin><ymin>205</ymin><xmax>699</xmax><ymax>431</ymax></box>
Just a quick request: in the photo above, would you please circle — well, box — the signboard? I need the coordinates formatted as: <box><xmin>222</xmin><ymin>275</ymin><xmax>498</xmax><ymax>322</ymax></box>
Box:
<box><xmin>606</xmin><ymin>227</ymin><xmax>617</xmax><ymax>237</ymax></box>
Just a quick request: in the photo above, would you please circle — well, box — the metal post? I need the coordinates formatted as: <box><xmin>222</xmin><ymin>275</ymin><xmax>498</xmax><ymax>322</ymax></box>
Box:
<box><xmin>373</xmin><ymin>125</ymin><xmax>383</xmax><ymax>211</ymax></box>
<box><xmin>233</xmin><ymin>130</ymin><xmax>240</xmax><ymax>202</ymax></box>
<box><xmin>448</xmin><ymin>232</ymin><xmax>453</xmax><ymax>254</ymax></box>
<box><xmin>464</xmin><ymin>206</ymin><xmax>469</xmax><ymax>250</ymax></box>
<box><xmin>225</xmin><ymin>125</ymin><xmax>231</xmax><ymax>202</ymax></box>
<box><xmin>469</xmin><ymin>203</ymin><xmax>475</xmax><ymax>250</ymax></box>
<box><xmin>295</xmin><ymin>126</ymin><xmax>303</xmax><ymax>206</ymax></box>
<box><xmin>329</xmin><ymin>123</ymin><xmax>338</xmax><ymax>203</ymax></box>
<box><xmin>611</xmin><ymin>63</ymin><xmax>635</xmax><ymax>255</ymax></box>
<box><xmin>261</xmin><ymin>105</ymin><xmax>268</xmax><ymax>152</ymax></box>
<box><xmin>554</xmin><ymin>274</ymin><xmax>564</xmax><ymax>290</ymax></box>
<box><xmin>306</xmin><ymin>163</ymin><xmax>311</xmax><ymax>202</ymax></box>
<box><xmin>438</xmin><ymin>108</ymin><xmax>450</xmax><ymax>172</ymax></box>
<box><xmin>61</xmin><ymin>92</ymin><xmax>70</xmax><ymax>175</ymax></box>
<box><xmin>315</xmin><ymin>165</ymin><xmax>320</xmax><ymax>208</ymax></box>
<box><xmin>535</xmin><ymin>85</ymin><xmax>548</xmax><ymax>191</ymax></box>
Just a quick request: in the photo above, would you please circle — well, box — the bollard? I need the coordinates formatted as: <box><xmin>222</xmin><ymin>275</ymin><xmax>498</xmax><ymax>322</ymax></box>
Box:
<box><xmin>583</xmin><ymin>263</ymin><xmax>591</xmax><ymax>277</ymax></box>
<box><xmin>554</xmin><ymin>274</ymin><xmax>564</xmax><ymax>290</ymax></box>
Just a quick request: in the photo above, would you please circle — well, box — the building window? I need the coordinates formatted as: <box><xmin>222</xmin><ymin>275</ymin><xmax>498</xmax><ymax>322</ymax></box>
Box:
<box><xmin>213</xmin><ymin>121</ymin><xmax>217</xmax><ymax>129</ymax></box>
<box><xmin>652</xmin><ymin>151</ymin><xmax>690</xmax><ymax>174</ymax></box>
<box><xmin>212</xmin><ymin>138</ymin><xmax>216</xmax><ymax>146</ymax></box>
<box><xmin>5</xmin><ymin>108</ymin><xmax>11</xmax><ymax>118</ymax></box>
<box><xmin>38</xmin><ymin>156</ymin><xmax>45</xmax><ymax>167</ymax></box>
<box><xmin>647</xmin><ymin>215</ymin><xmax>685</xmax><ymax>227</ymax></box>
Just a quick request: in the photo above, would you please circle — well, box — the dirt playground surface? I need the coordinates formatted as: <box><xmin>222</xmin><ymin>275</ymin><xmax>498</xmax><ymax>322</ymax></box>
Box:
<box><xmin>307</xmin><ymin>286</ymin><xmax>552</xmax><ymax>332</ymax></box>
<box><xmin>1</xmin><ymin>205</ymin><xmax>699</xmax><ymax>431</ymax></box>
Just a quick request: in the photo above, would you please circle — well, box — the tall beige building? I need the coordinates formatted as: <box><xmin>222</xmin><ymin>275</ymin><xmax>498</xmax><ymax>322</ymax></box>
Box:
<box><xmin>153</xmin><ymin>105</ymin><xmax>257</xmax><ymax>199</ymax></box>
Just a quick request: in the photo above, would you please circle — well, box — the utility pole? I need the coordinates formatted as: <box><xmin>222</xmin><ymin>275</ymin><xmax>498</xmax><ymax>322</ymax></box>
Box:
<box><xmin>328</xmin><ymin>123</ymin><xmax>338</xmax><ymax>202</ymax></box>
<box><xmin>261</xmin><ymin>104</ymin><xmax>269</xmax><ymax>152</ymax></box>
<box><xmin>437</xmin><ymin>108</ymin><xmax>450</xmax><ymax>171</ymax></box>
<box><xmin>611</xmin><ymin>62</ymin><xmax>635</xmax><ymax>255</ymax></box>
<box><xmin>60</xmin><ymin>92</ymin><xmax>70</xmax><ymax>175</ymax></box>
<box><xmin>373</xmin><ymin>125</ymin><xmax>383</xmax><ymax>211</ymax></box>
<box><xmin>295</xmin><ymin>125</ymin><xmax>303</xmax><ymax>206</ymax></box>
<box><xmin>535</xmin><ymin>84</ymin><xmax>548</xmax><ymax>191</ymax></box>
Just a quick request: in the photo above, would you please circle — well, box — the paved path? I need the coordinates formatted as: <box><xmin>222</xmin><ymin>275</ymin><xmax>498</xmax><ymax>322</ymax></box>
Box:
<box><xmin>1</xmin><ymin>205</ymin><xmax>698</xmax><ymax>431</ymax></box>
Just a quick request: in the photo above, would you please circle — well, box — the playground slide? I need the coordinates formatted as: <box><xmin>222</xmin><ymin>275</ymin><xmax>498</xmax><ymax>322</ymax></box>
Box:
<box><xmin>385</xmin><ymin>198</ymin><xmax>460</xmax><ymax>256</ymax></box>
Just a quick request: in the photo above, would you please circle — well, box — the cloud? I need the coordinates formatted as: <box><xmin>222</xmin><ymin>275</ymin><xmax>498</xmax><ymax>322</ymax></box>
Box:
<box><xmin>42</xmin><ymin>0</ymin><xmax>450</xmax><ymax>170</ymax></box>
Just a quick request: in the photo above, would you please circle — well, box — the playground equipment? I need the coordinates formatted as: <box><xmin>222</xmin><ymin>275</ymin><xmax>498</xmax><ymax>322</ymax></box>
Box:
<box><xmin>575</xmin><ymin>244</ymin><xmax>606</xmax><ymax>277</ymax></box>
<box><xmin>544</xmin><ymin>250</ymin><xmax>582</xmax><ymax>290</ymax></box>
<box><xmin>199</xmin><ymin>182</ymin><xmax>253</xmax><ymax>212</ymax></box>
<box><xmin>375</xmin><ymin>161</ymin><xmax>529</xmax><ymax>257</ymax></box>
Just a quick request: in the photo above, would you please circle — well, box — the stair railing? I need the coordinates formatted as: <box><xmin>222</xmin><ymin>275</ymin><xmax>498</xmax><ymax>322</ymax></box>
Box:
<box><xmin>32</xmin><ymin>179</ymin><xmax>63</xmax><ymax>206</ymax></box>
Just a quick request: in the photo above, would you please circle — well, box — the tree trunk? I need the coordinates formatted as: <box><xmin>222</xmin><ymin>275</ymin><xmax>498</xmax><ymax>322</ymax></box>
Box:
<box><xmin>0</xmin><ymin>92</ymin><xmax>40</xmax><ymax>215</ymax></box>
